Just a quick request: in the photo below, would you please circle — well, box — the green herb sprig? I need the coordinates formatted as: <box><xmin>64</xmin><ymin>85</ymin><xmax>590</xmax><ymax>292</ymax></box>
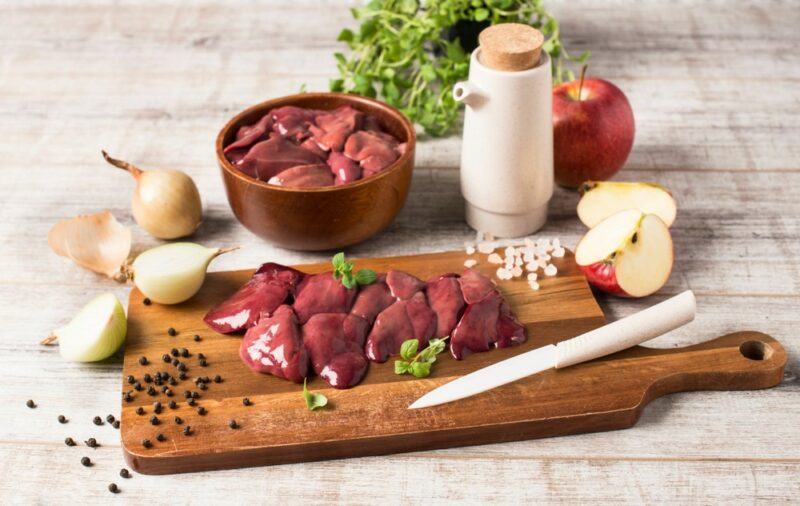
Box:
<box><xmin>395</xmin><ymin>336</ymin><xmax>450</xmax><ymax>378</ymax></box>
<box><xmin>331</xmin><ymin>0</ymin><xmax>589</xmax><ymax>136</ymax></box>
<box><xmin>303</xmin><ymin>378</ymin><xmax>328</xmax><ymax>411</ymax></box>
<box><xmin>332</xmin><ymin>252</ymin><xmax>377</xmax><ymax>289</ymax></box>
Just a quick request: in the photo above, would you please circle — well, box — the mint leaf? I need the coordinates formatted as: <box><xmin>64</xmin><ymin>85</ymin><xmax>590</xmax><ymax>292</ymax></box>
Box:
<box><xmin>394</xmin><ymin>360</ymin><xmax>411</xmax><ymax>374</ymax></box>
<box><xmin>332</xmin><ymin>252</ymin><xmax>346</xmax><ymax>270</ymax></box>
<box><xmin>341</xmin><ymin>272</ymin><xmax>357</xmax><ymax>289</ymax></box>
<box><xmin>410</xmin><ymin>361</ymin><xmax>432</xmax><ymax>378</ymax></box>
<box><xmin>399</xmin><ymin>339</ymin><xmax>418</xmax><ymax>360</ymax></box>
<box><xmin>354</xmin><ymin>269</ymin><xmax>377</xmax><ymax>286</ymax></box>
<box><xmin>303</xmin><ymin>378</ymin><xmax>328</xmax><ymax>411</ymax></box>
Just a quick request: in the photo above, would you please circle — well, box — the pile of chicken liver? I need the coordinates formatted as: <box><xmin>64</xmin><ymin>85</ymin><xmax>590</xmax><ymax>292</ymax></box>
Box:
<box><xmin>204</xmin><ymin>264</ymin><xmax>527</xmax><ymax>389</ymax></box>
<box><xmin>224</xmin><ymin>105</ymin><xmax>406</xmax><ymax>188</ymax></box>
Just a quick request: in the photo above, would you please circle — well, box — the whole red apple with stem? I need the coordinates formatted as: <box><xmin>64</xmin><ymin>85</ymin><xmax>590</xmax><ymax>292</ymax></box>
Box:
<box><xmin>552</xmin><ymin>66</ymin><xmax>635</xmax><ymax>189</ymax></box>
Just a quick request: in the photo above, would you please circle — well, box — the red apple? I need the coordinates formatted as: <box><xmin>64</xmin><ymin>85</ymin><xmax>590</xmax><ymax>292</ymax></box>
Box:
<box><xmin>577</xmin><ymin>181</ymin><xmax>677</xmax><ymax>228</ymax></box>
<box><xmin>575</xmin><ymin>209</ymin><xmax>673</xmax><ymax>298</ymax></box>
<box><xmin>553</xmin><ymin>73</ymin><xmax>635</xmax><ymax>188</ymax></box>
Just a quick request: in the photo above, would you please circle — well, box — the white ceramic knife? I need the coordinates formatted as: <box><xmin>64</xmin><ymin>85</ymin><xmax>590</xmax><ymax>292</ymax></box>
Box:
<box><xmin>408</xmin><ymin>290</ymin><xmax>697</xmax><ymax>409</ymax></box>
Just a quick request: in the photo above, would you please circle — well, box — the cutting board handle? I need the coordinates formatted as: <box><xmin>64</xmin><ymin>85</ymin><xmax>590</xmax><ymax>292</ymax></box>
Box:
<box><xmin>635</xmin><ymin>331</ymin><xmax>787</xmax><ymax>401</ymax></box>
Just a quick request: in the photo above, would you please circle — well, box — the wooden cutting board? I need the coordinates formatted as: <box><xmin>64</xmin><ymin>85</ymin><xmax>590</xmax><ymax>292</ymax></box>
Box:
<box><xmin>121</xmin><ymin>250</ymin><xmax>786</xmax><ymax>474</ymax></box>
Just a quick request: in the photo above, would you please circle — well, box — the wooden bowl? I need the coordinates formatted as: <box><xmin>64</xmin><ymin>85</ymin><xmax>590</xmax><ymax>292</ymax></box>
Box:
<box><xmin>216</xmin><ymin>93</ymin><xmax>416</xmax><ymax>251</ymax></box>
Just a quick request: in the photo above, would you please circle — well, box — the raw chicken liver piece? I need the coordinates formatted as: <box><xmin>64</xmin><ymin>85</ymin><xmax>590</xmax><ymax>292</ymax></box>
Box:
<box><xmin>310</xmin><ymin>106</ymin><xmax>364</xmax><ymax>152</ymax></box>
<box><xmin>270</xmin><ymin>106</ymin><xmax>320</xmax><ymax>142</ymax></box>
<box><xmin>240</xmin><ymin>305</ymin><xmax>308</xmax><ymax>383</ymax></box>
<box><xmin>292</xmin><ymin>272</ymin><xmax>358</xmax><ymax>324</ymax></box>
<box><xmin>450</xmin><ymin>292</ymin><xmax>501</xmax><ymax>360</ymax></box>
<box><xmin>344</xmin><ymin>130</ymin><xmax>400</xmax><ymax>174</ymax></box>
<box><xmin>224</xmin><ymin>113</ymin><xmax>273</xmax><ymax>155</ymax></box>
<box><xmin>386</xmin><ymin>269</ymin><xmax>425</xmax><ymax>300</ymax></box>
<box><xmin>237</xmin><ymin>136</ymin><xmax>323</xmax><ymax>181</ymax></box>
<box><xmin>365</xmin><ymin>292</ymin><xmax>437</xmax><ymax>363</ymax></box>
<box><xmin>268</xmin><ymin>163</ymin><xmax>334</xmax><ymax>188</ymax></box>
<box><xmin>426</xmin><ymin>273</ymin><xmax>466</xmax><ymax>338</ymax></box>
<box><xmin>350</xmin><ymin>274</ymin><xmax>394</xmax><ymax>325</ymax></box>
<box><xmin>328</xmin><ymin>151</ymin><xmax>362</xmax><ymax>185</ymax></box>
<box><xmin>458</xmin><ymin>268</ymin><xmax>497</xmax><ymax>304</ymax></box>
<box><xmin>302</xmin><ymin>313</ymin><xmax>370</xmax><ymax>389</ymax></box>
<box><xmin>496</xmin><ymin>301</ymin><xmax>526</xmax><ymax>348</ymax></box>
<box><xmin>204</xmin><ymin>263</ymin><xmax>305</xmax><ymax>334</ymax></box>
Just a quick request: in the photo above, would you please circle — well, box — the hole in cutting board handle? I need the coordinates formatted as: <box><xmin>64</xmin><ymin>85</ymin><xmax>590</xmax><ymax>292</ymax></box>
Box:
<box><xmin>739</xmin><ymin>340</ymin><xmax>773</xmax><ymax>361</ymax></box>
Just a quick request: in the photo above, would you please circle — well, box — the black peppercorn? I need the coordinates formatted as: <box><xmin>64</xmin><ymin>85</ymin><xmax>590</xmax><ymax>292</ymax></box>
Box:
<box><xmin>162</xmin><ymin>353</ymin><xmax>171</xmax><ymax>363</ymax></box>
<box><xmin>150</xmin><ymin>415</ymin><xmax>159</xmax><ymax>426</ymax></box>
<box><xmin>197</xmin><ymin>353</ymin><xmax>206</xmax><ymax>360</ymax></box>
<box><xmin>147</xmin><ymin>386</ymin><xmax>157</xmax><ymax>396</ymax></box>
<box><xmin>85</xmin><ymin>438</ymin><xmax>98</xmax><ymax>448</ymax></box>
<box><xmin>169</xmin><ymin>377</ymin><xmax>177</xmax><ymax>386</ymax></box>
<box><xmin>119</xmin><ymin>468</ymin><xmax>130</xmax><ymax>479</ymax></box>
<box><xmin>143</xmin><ymin>373</ymin><xmax>152</xmax><ymax>383</ymax></box>
<box><xmin>123</xmin><ymin>392</ymin><xmax>133</xmax><ymax>403</ymax></box>
<box><xmin>179</xmin><ymin>371</ymin><xmax>188</xmax><ymax>380</ymax></box>
<box><xmin>197</xmin><ymin>406</ymin><xmax>207</xmax><ymax>416</ymax></box>
<box><xmin>156</xmin><ymin>433</ymin><xmax>166</xmax><ymax>442</ymax></box>
<box><xmin>112</xmin><ymin>420</ymin><xmax>120</xmax><ymax>429</ymax></box>
<box><xmin>193</xmin><ymin>334</ymin><xmax>201</xmax><ymax>342</ymax></box>
<box><xmin>143</xmin><ymin>297</ymin><xmax>151</xmax><ymax>305</ymax></box>
<box><xmin>199</xmin><ymin>383</ymin><xmax>207</xmax><ymax>391</ymax></box>
<box><xmin>242</xmin><ymin>397</ymin><xmax>252</xmax><ymax>406</ymax></box>
<box><xmin>174</xmin><ymin>416</ymin><xmax>183</xmax><ymax>425</ymax></box>
<box><xmin>65</xmin><ymin>437</ymin><xmax>76</xmax><ymax>446</ymax></box>
<box><xmin>172</xmin><ymin>358</ymin><xmax>180</xmax><ymax>366</ymax></box>
<box><xmin>93</xmin><ymin>416</ymin><xmax>103</xmax><ymax>426</ymax></box>
<box><xmin>165</xmin><ymin>388</ymin><xmax>173</xmax><ymax>397</ymax></box>
<box><xmin>108</xmin><ymin>483</ymin><xmax>119</xmax><ymax>494</ymax></box>
<box><xmin>187</xmin><ymin>398</ymin><xmax>196</xmax><ymax>407</ymax></box>
<box><xmin>184</xmin><ymin>390</ymin><xmax>192</xmax><ymax>398</ymax></box>
<box><xmin>126</xmin><ymin>375</ymin><xmax>135</xmax><ymax>384</ymax></box>
<box><xmin>213</xmin><ymin>375</ymin><xmax>222</xmax><ymax>383</ymax></box>
<box><xmin>26</xmin><ymin>399</ymin><xmax>36</xmax><ymax>408</ymax></box>
<box><xmin>183</xmin><ymin>426</ymin><xmax>192</xmax><ymax>436</ymax></box>
<box><xmin>199</xmin><ymin>359</ymin><xmax>208</xmax><ymax>367</ymax></box>
<box><xmin>191</xmin><ymin>391</ymin><xmax>200</xmax><ymax>399</ymax></box>
<box><xmin>106</xmin><ymin>414</ymin><xmax>115</xmax><ymax>424</ymax></box>
<box><xmin>138</xmin><ymin>356</ymin><xmax>148</xmax><ymax>366</ymax></box>
<box><xmin>229</xmin><ymin>420</ymin><xmax>238</xmax><ymax>429</ymax></box>
<box><xmin>153</xmin><ymin>402</ymin><xmax>162</xmax><ymax>414</ymax></box>
<box><xmin>168</xmin><ymin>400</ymin><xmax>177</xmax><ymax>409</ymax></box>
<box><xmin>134</xmin><ymin>382</ymin><xmax>143</xmax><ymax>391</ymax></box>
<box><xmin>167</xmin><ymin>327</ymin><xmax>177</xmax><ymax>336</ymax></box>
<box><xmin>58</xmin><ymin>415</ymin><xmax>68</xmax><ymax>424</ymax></box>
<box><xmin>180</xmin><ymin>348</ymin><xmax>189</xmax><ymax>358</ymax></box>
<box><xmin>81</xmin><ymin>456</ymin><xmax>92</xmax><ymax>466</ymax></box>
<box><xmin>136</xmin><ymin>406</ymin><xmax>145</xmax><ymax>415</ymax></box>
<box><xmin>171</xmin><ymin>348</ymin><xmax>179</xmax><ymax>357</ymax></box>
<box><xmin>142</xmin><ymin>439</ymin><xmax>151</xmax><ymax>448</ymax></box>
<box><xmin>178</xmin><ymin>362</ymin><xmax>187</xmax><ymax>372</ymax></box>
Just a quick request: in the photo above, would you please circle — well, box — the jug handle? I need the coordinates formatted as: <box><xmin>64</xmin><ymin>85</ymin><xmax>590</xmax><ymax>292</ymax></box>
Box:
<box><xmin>453</xmin><ymin>81</ymin><xmax>485</xmax><ymax>107</ymax></box>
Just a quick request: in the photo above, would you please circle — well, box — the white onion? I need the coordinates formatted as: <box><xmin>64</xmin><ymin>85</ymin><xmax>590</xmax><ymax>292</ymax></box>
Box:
<box><xmin>55</xmin><ymin>293</ymin><xmax>127</xmax><ymax>362</ymax></box>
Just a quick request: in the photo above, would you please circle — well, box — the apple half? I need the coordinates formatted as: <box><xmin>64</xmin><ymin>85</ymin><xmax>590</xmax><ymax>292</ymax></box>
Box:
<box><xmin>577</xmin><ymin>181</ymin><xmax>677</xmax><ymax>228</ymax></box>
<box><xmin>575</xmin><ymin>209</ymin><xmax>673</xmax><ymax>297</ymax></box>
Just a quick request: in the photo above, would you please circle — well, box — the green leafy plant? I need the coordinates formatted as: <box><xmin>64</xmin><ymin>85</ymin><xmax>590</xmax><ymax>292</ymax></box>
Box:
<box><xmin>332</xmin><ymin>252</ymin><xmax>377</xmax><ymax>289</ymax></box>
<box><xmin>303</xmin><ymin>378</ymin><xmax>328</xmax><ymax>410</ymax></box>
<box><xmin>331</xmin><ymin>0</ymin><xmax>588</xmax><ymax>136</ymax></box>
<box><xmin>395</xmin><ymin>336</ymin><xmax>449</xmax><ymax>378</ymax></box>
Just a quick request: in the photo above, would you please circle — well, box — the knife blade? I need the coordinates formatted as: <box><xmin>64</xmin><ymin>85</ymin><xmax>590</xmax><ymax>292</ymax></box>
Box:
<box><xmin>409</xmin><ymin>290</ymin><xmax>696</xmax><ymax>409</ymax></box>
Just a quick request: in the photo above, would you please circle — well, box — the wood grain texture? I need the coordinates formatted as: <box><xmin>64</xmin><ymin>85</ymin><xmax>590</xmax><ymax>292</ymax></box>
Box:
<box><xmin>1</xmin><ymin>0</ymin><xmax>798</xmax><ymax>502</ymax></box>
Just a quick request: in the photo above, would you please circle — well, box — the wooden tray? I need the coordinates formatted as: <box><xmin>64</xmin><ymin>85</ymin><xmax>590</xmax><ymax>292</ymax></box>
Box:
<box><xmin>120</xmin><ymin>250</ymin><xmax>786</xmax><ymax>474</ymax></box>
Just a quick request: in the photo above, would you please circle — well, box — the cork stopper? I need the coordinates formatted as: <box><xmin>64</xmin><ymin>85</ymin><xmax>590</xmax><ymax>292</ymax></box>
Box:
<box><xmin>478</xmin><ymin>23</ymin><xmax>544</xmax><ymax>71</ymax></box>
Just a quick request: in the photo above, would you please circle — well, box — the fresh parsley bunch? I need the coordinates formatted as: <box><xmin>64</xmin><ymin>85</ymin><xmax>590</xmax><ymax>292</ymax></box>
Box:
<box><xmin>331</xmin><ymin>0</ymin><xmax>588</xmax><ymax>136</ymax></box>
<box><xmin>395</xmin><ymin>336</ymin><xmax>449</xmax><ymax>378</ymax></box>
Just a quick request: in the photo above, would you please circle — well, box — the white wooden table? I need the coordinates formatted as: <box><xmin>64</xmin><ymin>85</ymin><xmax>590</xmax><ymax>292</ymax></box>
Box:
<box><xmin>1</xmin><ymin>0</ymin><xmax>798</xmax><ymax>502</ymax></box>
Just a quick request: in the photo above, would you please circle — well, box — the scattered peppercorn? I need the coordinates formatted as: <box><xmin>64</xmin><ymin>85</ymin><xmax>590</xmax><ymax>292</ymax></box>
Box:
<box><xmin>138</xmin><ymin>356</ymin><xmax>148</xmax><ymax>366</ymax></box>
<box><xmin>191</xmin><ymin>391</ymin><xmax>200</xmax><ymax>399</ymax></box>
<box><xmin>170</xmin><ymin>348</ymin><xmax>179</xmax><ymax>357</ymax></box>
<box><xmin>58</xmin><ymin>415</ymin><xmax>68</xmax><ymax>424</ymax></box>
<box><xmin>169</xmin><ymin>377</ymin><xmax>178</xmax><ymax>386</ymax></box>
<box><xmin>178</xmin><ymin>362</ymin><xmax>188</xmax><ymax>372</ymax></box>
<box><xmin>199</xmin><ymin>359</ymin><xmax>208</xmax><ymax>367</ymax></box>
<box><xmin>199</xmin><ymin>383</ymin><xmax>208</xmax><ymax>391</ymax></box>
<box><xmin>119</xmin><ymin>468</ymin><xmax>130</xmax><ymax>479</ymax></box>
<box><xmin>112</xmin><ymin>420</ymin><xmax>120</xmax><ymax>429</ymax></box>
<box><xmin>187</xmin><ymin>398</ymin><xmax>196</xmax><ymax>407</ymax></box>
<box><xmin>197</xmin><ymin>406</ymin><xmax>207</xmax><ymax>416</ymax></box>
<box><xmin>193</xmin><ymin>334</ymin><xmax>201</xmax><ymax>342</ymax></box>
<box><xmin>179</xmin><ymin>371</ymin><xmax>188</xmax><ymax>380</ymax></box>
<box><xmin>93</xmin><ymin>416</ymin><xmax>103</xmax><ymax>426</ymax></box>
<box><xmin>147</xmin><ymin>386</ymin><xmax>157</xmax><ymax>396</ymax></box>
<box><xmin>65</xmin><ymin>437</ymin><xmax>77</xmax><ymax>447</ymax></box>
<box><xmin>229</xmin><ymin>420</ymin><xmax>239</xmax><ymax>429</ymax></box>
<box><xmin>85</xmin><ymin>438</ymin><xmax>98</xmax><ymax>448</ymax></box>
<box><xmin>106</xmin><ymin>414</ymin><xmax>115</xmax><ymax>424</ymax></box>
<box><xmin>81</xmin><ymin>456</ymin><xmax>92</xmax><ymax>466</ymax></box>
<box><xmin>213</xmin><ymin>375</ymin><xmax>222</xmax><ymax>383</ymax></box>
<box><xmin>143</xmin><ymin>373</ymin><xmax>152</xmax><ymax>383</ymax></box>
<box><xmin>136</xmin><ymin>406</ymin><xmax>145</xmax><ymax>415</ymax></box>
<box><xmin>168</xmin><ymin>400</ymin><xmax>177</xmax><ymax>409</ymax></box>
<box><xmin>180</xmin><ymin>348</ymin><xmax>189</xmax><ymax>358</ymax></box>
<box><xmin>134</xmin><ymin>382</ymin><xmax>143</xmax><ymax>391</ymax></box>
<box><xmin>156</xmin><ymin>433</ymin><xmax>166</xmax><ymax>442</ymax></box>
<box><xmin>174</xmin><ymin>416</ymin><xmax>183</xmax><ymax>425</ymax></box>
<box><xmin>127</xmin><ymin>375</ymin><xmax>135</xmax><ymax>384</ymax></box>
<box><xmin>167</xmin><ymin>327</ymin><xmax>177</xmax><ymax>336</ymax></box>
<box><xmin>123</xmin><ymin>392</ymin><xmax>133</xmax><ymax>403</ymax></box>
<box><xmin>142</xmin><ymin>439</ymin><xmax>152</xmax><ymax>448</ymax></box>
<box><xmin>183</xmin><ymin>426</ymin><xmax>192</xmax><ymax>436</ymax></box>
<box><xmin>26</xmin><ymin>399</ymin><xmax>36</xmax><ymax>408</ymax></box>
<box><xmin>242</xmin><ymin>397</ymin><xmax>252</xmax><ymax>406</ymax></box>
<box><xmin>108</xmin><ymin>483</ymin><xmax>119</xmax><ymax>494</ymax></box>
<box><xmin>172</xmin><ymin>358</ymin><xmax>180</xmax><ymax>366</ymax></box>
<box><xmin>162</xmin><ymin>353</ymin><xmax>171</xmax><ymax>363</ymax></box>
<box><xmin>165</xmin><ymin>388</ymin><xmax>173</xmax><ymax>397</ymax></box>
<box><xmin>143</xmin><ymin>297</ymin><xmax>151</xmax><ymax>305</ymax></box>
<box><xmin>184</xmin><ymin>390</ymin><xmax>192</xmax><ymax>398</ymax></box>
<box><xmin>150</xmin><ymin>415</ymin><xmax>159</xmax><ymax>426</ymax></box>
<box><xmin>198</xmin><ymin>353</ymin><xmax>206</xmax><ymax>360</ymax></box>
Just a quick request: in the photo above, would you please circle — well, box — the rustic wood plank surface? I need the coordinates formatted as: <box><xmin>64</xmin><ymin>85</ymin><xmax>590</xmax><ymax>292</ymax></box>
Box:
<box><xmin>0</xmin><ymin>0</ymin><xmax>798</xmax><ymax>503</ymax></box>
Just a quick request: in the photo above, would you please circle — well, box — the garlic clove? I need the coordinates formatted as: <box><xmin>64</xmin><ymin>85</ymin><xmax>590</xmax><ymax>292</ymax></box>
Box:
<box><xmin>102</xmin><ymin>151</ymin><xmax>203</xmax><ymax>239</ymax></box>
<box><xmin>49</xmin><ymin>293</ymin><xmax>127</xmax><ymax>362</ymax></box>
<box><xmin>48</xmin><ymin>211</ymin><xmax>131</xmax><ymax>279</ymax></box>
<box><xmin>132</xmin><ymin>242</ymin><xmax>237</xmax><ymax>304</ymax></box>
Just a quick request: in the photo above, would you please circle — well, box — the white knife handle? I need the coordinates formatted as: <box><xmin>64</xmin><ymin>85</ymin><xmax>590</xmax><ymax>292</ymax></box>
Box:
<box><xmin>554</xmin><ymin>290</ymin><xmax>697</xmax><ymax>369</ymax></box>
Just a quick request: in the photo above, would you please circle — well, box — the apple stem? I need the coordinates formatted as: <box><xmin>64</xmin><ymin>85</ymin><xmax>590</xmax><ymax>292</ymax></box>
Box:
<box><xmin>577</xmin><ymin>64</ymin><xmax>588</xmax><ymax>101</ymax></box>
